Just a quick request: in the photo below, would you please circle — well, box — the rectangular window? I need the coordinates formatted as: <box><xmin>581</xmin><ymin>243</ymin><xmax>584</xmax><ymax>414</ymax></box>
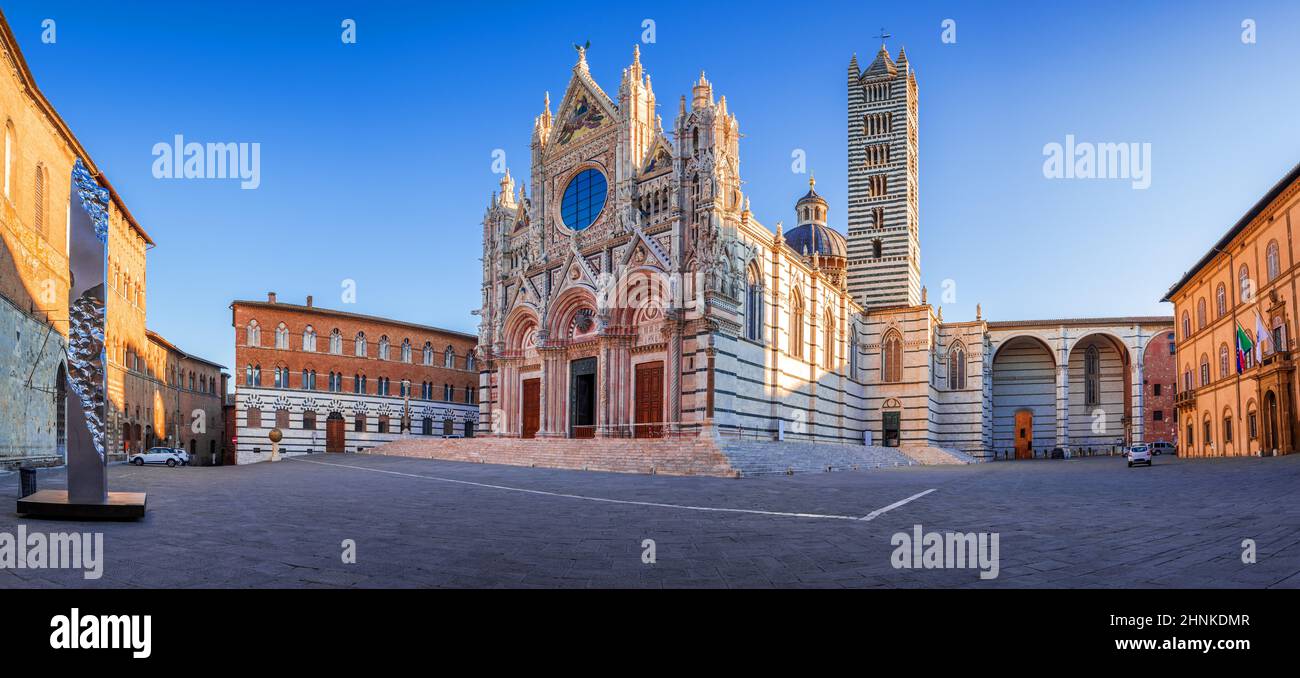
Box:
<box><xmin>1248</xmin><ymin>413</ymin><xmax>1257</xmax><ymax>439</ymax></box>
<box><xmin>1223</xmin><ymin>417</ymin><xmax>1233</xmax><ymax>443</ymax></box>
<box><xmin>1153</xmin><ymin>384</ymin><xmax>1161</xmax><ymax>396</ymax></box>
<box><xmin>1152</xmin><ymin>410</ymin><xmax>1163</xmax><ymax>421</ymax></box>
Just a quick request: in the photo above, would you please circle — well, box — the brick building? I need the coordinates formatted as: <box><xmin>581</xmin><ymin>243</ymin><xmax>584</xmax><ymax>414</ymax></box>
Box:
<box><xmin>1141</xmin><ymin>330</ymin><xmax>1176</xmax><ymax>444</ymax></box>
<box><xmin>142</xmin><ymin>331</ymin><xmax>229</xmax><ymax>465</ymax></box>
<box><xmin>230</xmin><ymin>294</ymin><xmax>479</xmax><ymax>463</ymax></box>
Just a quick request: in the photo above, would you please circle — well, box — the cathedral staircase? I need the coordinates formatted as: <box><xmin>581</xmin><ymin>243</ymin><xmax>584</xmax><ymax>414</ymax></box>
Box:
<box><xmin>363</xmin><ymin>434</ymin><xmax>975</xmax><ymax>478</ymax></box>
<box><xmin>361</xmin><ymin>436</ymin><xmax>736</xmax><ymax>477</ymax></box>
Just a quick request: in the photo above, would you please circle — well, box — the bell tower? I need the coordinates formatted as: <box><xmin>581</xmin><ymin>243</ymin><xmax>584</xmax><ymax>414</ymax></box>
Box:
<box><xmin>846</xmin><ymin>39</ymin><xmax>920</xmax><ymax>308</ymax></box>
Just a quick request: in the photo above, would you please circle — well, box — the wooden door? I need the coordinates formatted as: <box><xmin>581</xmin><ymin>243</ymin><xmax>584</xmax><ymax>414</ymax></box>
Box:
<box><xmin>1014</xmin><ymin>409</ymin><xmax>1033</xmax><ymax>459</ymax></box>
<box><xmin>634</xmin><ymin>362</ymin><xmax>664</xmax><ymax>438</ymax></box>
<box><xmin>326</xmin><ymin>414</ymin><xmax>345</xmax><ymax>453</ymax></box>
<box><xmin>521</xmin><ymin>378</ymin><xmax>540</xmax><ymax>439</ymax></box>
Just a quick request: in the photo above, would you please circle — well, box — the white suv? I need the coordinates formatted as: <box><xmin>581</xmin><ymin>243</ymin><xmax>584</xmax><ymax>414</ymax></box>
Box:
<box><xmin>129</xmin><ymin>447</ymin><xmax>187</xmax><ymax>467</ymax></box>
<box><xmin>1127</xmin><ymin>444</ymin><xmax>1153</xmax><ymax>468</ymax></box>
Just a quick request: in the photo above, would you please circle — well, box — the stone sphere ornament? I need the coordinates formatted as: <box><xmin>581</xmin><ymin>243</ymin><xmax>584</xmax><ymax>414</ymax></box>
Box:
<box><xmin>269</xmin><ymin>428</ymin><xmax>283</xmax><ymax>443</ymax></box>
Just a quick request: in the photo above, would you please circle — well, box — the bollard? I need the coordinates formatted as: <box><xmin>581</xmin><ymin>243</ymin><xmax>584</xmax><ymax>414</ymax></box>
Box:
<box><xmin>19</xmin><ymin>467</ymin><xmax>37</xmax><ymax>498</ymax></box>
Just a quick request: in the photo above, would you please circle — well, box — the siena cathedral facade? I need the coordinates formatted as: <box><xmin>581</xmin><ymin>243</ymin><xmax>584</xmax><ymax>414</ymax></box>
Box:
<box><xmin>476</xmin><ymin>43</ymin><xmax>1172</xmax><ymax>457</ymax></box>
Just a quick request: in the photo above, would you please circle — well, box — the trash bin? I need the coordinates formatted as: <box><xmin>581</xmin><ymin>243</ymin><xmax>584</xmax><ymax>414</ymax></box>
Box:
<box><xmin>19</xmin><ymin>467</ymin><xmax>37</xmax><ymax>498</ymax></box>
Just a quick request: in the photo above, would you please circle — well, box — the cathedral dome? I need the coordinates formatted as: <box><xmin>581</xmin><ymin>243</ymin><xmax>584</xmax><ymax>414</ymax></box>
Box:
<box><xmin>785</xmin><ymin>175</ymin><xmax>846</xmax><ymax>260</ymax></box>
<box><xmin>784</xmin><ymin>222</ymin><xmax>847</xmax><ymax>259</ymax></box>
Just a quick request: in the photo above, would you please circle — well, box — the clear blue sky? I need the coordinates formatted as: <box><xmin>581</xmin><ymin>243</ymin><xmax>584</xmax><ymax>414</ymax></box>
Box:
<box><xmin>5</xmin><ymin>0</ymin><xmax>1299</xmax><ymax>378</ymax></box>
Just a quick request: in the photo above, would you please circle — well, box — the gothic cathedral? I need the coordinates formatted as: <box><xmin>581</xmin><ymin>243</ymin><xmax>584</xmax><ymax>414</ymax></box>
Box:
<box><xmin>476</xmin><ymin>42</ymin><xmax>1171</xmax><ymax>458</ymax></box>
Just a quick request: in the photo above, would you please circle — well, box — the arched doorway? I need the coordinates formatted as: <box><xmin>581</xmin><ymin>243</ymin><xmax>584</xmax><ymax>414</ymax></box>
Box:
<box><xmin>991</xmin><ymin>336</ymin><xmax>1057</xmax><ymax>454</ymax></box>
<box><xmin>54</xmin><ymin>363</ymin><xmax>67</xmax><ymax>460</ymax></box>
<box><xmin>326</xmin><ymin>412</ymin><xmax>345</xmax><ymax>453</ymax></box>
<box><xmin>1067</xmin><ymin>333</ymin><xmax>1131</xmax><ymax>448</ymax></box>
<box><xmin>1264</xmin><ymin>390</ymin><xmax>1279</xmax><ymax>453</ymax></box>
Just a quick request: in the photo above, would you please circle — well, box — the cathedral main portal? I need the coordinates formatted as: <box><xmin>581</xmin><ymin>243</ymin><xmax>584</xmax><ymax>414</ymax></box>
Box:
<box><xmin>569</xmin><ymin>358</ymin><xmax>597</xmax><ymax>439</ymax></box>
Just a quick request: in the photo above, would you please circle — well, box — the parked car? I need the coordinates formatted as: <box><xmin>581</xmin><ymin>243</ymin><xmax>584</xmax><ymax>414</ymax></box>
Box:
<box><xmin>1127</xmin><ymin>444</ymin><xmax>1153</xmax><ymax>468</ymax></box>
<box><xmin>170</xmin><ymin>447</ymin><xmax>192</xmax><ymax>466</ymax></box>
<box><xmin>130</xmin><ymin>447</ymin><xmax>187</xmax><ymax>467</ymax></box>
<box><xmin>1149</xmin><ymin>441</ymin><xmax>1175</xmax><ymax>456</ymax></box>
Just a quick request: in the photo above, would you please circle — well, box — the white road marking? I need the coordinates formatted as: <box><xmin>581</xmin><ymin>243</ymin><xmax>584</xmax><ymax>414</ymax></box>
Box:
<box><xmin>859</xmin><ymin>488</ymin><xmax>936</xmax><ymax>521</ymax></box>
<box><xmin>290</xmin><ymin>457</ymin><xmax>935</xmax><ymax>523</ymax></box>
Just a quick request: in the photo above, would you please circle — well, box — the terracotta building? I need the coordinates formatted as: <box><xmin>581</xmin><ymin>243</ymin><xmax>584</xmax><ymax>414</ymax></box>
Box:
<box><xmin>230</xmin><ymin>294</ymin><xmax>479</xmax><ymax>463</ymax></box>
<box><xmin>1163</xmin><ymin>161</ymin><xmax>1300</xmax><ymax>457</ymax></box>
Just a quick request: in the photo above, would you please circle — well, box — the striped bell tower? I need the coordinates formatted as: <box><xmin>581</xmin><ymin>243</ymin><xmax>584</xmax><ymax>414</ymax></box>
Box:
<box><xmin>846</xmin><ymin>38</ymin><xmax>920</xmax><ymax>309</ymax></box>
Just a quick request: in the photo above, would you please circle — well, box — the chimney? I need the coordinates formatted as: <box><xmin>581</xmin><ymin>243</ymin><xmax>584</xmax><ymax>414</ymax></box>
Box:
<box><xmin>267</xmin><ymin>292</ymin><xmax>277</xmax><ymax>303</ymax></box>
<box><xmin>306</xmin><ymin>295</ymin><xmax>313</xmax><ymax>308</ymax></box>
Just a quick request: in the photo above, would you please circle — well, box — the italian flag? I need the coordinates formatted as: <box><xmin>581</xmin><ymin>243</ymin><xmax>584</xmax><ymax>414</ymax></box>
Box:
<box><xmin>1236</xmin><ymin>321</ymin><xmax>1254</xmax><ymax>373</ymax></box>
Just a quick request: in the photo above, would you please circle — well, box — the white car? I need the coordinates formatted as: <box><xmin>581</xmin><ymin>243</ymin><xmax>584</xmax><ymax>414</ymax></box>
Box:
<box><xmin>129</xmin><ymin>447</ymin><xmax>187</xmax><ymax>467</ymax></box>
<box><xmin>170</xmin><ymin>447</ymin><xmax>192</xmax><ymax>465</ymax></box>
<box><xmin>1127</xmin><ymin>444</ymin><xmax>1152</xmax><ymax>468</ymax></box>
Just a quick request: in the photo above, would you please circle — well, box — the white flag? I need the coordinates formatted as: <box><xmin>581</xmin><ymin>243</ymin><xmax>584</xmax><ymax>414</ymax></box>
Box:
<box><xmin>1256</xmin><ymin>312</ymin><xmax>1268</xmax><ymax>361</ymax></box>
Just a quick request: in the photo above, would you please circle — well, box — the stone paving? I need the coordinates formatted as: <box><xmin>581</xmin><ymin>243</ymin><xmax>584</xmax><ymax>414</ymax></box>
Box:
<box><xmin>0</xmin><ymin>452</ymin><xmax>1297</xmax><ymax>588</ymax></box>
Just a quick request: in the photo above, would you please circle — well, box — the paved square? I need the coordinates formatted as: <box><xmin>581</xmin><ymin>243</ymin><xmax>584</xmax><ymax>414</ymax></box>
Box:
<box><xmin>1</xmin><ymin>453</ymin><xmax>1297</xmax><ymax>588</ymax></box>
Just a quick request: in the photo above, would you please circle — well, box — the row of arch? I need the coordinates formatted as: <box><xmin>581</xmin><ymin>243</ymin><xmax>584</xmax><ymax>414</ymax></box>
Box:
<box><xmin>242</xmin><ymin>365</ymin><xmax>476</xmax><ymax>404</ymax></box>
<box><xmin>245</xmin><ymin>320</ymin><xmax>473</xmax><ymax>370</ymax></box>
<box><xmin>244</xmin><ymin>408</ymin><xmax>474</xmax><ymax>438</ymax></box>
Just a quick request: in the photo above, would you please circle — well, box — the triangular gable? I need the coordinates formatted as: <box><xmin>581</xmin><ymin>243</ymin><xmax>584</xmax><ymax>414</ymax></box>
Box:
<box><xmin>549</xmin><ymin>67</ymin><xmax>618</xmax><ymax>148</ymax></box>
<box><xmin>641</xmin><ymin>136</ymin><xmax>674</xmax><ymax>176</ymax></box>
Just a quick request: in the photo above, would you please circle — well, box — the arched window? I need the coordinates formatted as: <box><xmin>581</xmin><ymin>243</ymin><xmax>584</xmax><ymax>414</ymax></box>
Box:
<box><xmin>1181</xmin><ymin>311</ymin><xmax>1191</xmax><ymax>340</ymax></box>
<box><xmin>1239</xmin><ymin>265</ymin><xmax>1252</xmax><ymax>302</ymax></box>
<box><xmin>466</xmin><ymin>353</ymin><xmax>476</xmax><ymax>371</ymax></box>
<box><xmin>275</xmin><ymin>323</ymin><xmax>289</xmax><ymax>349</ymax></box>
<box><xmin>33</xmin><ymin>163</ymin><xmax>47</xmax><ymax>239</ymax></box>
<box><xmin>823</xmin><ymin>310</ymin><xmax>835</xmax><ymax>369</ymax></box>
<box><xmin>881</xmin><ymin>331</ymin><xmax>902</xmax><ymax>383</ymax></box>
<box><xmin>1183</xmin><ymin>365</ymin><xmax>1192</xmax><ymax>391</ymax></box>
<box><xmin>444</xmin><ymin>346</ymin><xmax>456</xmax><ymax>369</ymax></box>
<box><xmin>745</xmin><ymin>266</ymin><xmax>764</xmax><ymax>342</ymax></box>
<box><xmin>1085</xmin><ymin>345</ymin><xmax>1100</xmax><ymax>406</ymax></box>
<box><xmin>401</xmin><ymin>339</ymin><xmax>412</xmax><ymax>363</ymax></box>
<box><xmin>329</xmin><ymin>329</ymin><xmax>342</xmax><ymax>354</ymax></box>
<box><xmin>302</xmin><ymin>326</ymin><xmax>317</xmax><ymax>352</ymax></box>
<box><xmin>1266</xmin><ymin>240</ymin><xmax>1281</xmax><ymax>282</ymax></box>
<box><xmin>246</xmin><ymin>320</ymin><xmax>260</xmax><ymax>347</ymax></box>
<box><xmin>378</xmin><ymin>335</ymin><xmax>390</xmax><ymax>360</ymax></box>
<box><xmin>1199</xmin><ymin>354</ymin><xmax>1210</xmax><ymax>386</ymax></box>
<box><xmin>789</xmin><ymin>288</ymin><xmax>804</xmax><ymax>359</ymax></box>
<box><xmin>948</xmin><ymin>343</ymin><xmax>966</xmax><ymax>390</ymax></box>
<box><xmin>1219</xmin><ymin>343</ymin><xmax>1231</xmax><ymax>378</ymax></box>
<box><xmin>423</xmin><ymin>342</ymin><xmax>434</xmax><ymax>366</ymax></box>
<box><xmin>1215</xmin><ymin>283</ymin><xmax>1226</xmax><ymax>318</ymax></box>
<box><xmin>355</xmin><ymin>332</ymin><xmax>367</xmax><ymax>357</ymax></box>
<box><xmin>244</xmin><ymin>364</ymin><xmax>253</xmax><ymax>386</ymax></box>
<box><xmin>253</xmin><ymin>364</ymin><xmax>262</xmax><ymax>387</ymax></box>
<box><xmin>1196</xmin><ymin>298</ymin><xmax>1206</xmax><ymax>330</ymax></box>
